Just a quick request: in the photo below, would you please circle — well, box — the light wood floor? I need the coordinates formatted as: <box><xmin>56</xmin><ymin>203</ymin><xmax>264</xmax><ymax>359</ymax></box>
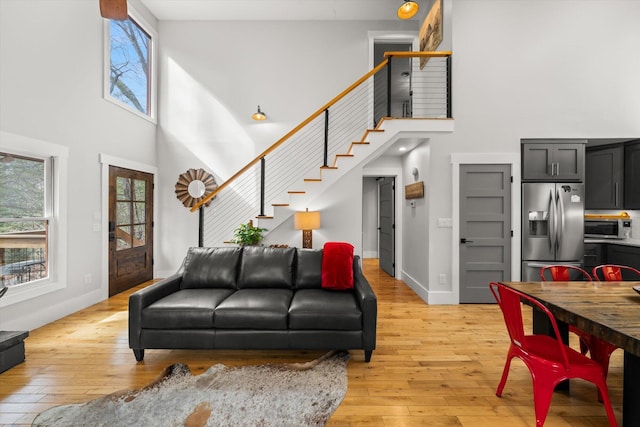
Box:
<box><xmin>0</xmin><ymin>259</ymin><xmax>623</xmax><ymax>426</ymax></box>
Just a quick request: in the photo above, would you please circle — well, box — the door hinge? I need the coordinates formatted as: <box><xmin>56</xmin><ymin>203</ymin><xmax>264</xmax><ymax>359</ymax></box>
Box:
<box><xmin>392</xmin><ymin>224</ymin><xmax>395</xmax><ymax>229</ymax></box>
<box><xmin>392</xmin><ymin>263</ymin><xmax>395</xmax><ymax>268</ymax></box>
<box><xmin>510</xmin><ymin>176</ymin><xmax>513</xmax><ymax>183</ymax></box>
<box><xmin>511</xmin><ymin>230</ymin><xmax>514</xmax><ymax>237</ymax></box>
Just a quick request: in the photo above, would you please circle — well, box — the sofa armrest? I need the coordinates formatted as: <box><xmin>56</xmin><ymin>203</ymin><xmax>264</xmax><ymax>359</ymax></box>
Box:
<box><xmin>352</xmin><ymin>256</ymin><xmax>377</xmax><ymax>351</ymax></box>
<box><xmin>128</xmin><ymin>273</ymin><xmax>182</xmax><ymax>350</ymax></box>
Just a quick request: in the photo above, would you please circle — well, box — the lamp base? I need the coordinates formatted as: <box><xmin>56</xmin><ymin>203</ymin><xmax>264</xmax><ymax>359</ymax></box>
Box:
<box><xmin>302</xmin><ymin>229</ymin><xmax>313</xmax><ymax>249</ymax></box>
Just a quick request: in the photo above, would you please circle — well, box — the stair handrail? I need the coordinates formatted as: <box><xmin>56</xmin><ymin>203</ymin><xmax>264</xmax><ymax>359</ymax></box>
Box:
<box><xmin>190</xmin><ymin>50</ymin><xmax>452</xmax><ymax>212</ymax></box>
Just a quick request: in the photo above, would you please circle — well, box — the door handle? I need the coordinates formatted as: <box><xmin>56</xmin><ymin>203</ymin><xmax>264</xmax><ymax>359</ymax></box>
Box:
<box><xmin>460</xmin><ymin>238</ymin><xmax>474</xmax><ymax>244</ymax></box>
<box><xmin>108</xmin><ymin>221</ymin><xmax>115</xmax><ymax>242</ymax></box>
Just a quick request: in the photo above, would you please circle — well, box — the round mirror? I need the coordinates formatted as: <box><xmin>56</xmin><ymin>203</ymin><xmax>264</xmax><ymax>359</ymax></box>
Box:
<box><xmin>188</xmin><ymin>180</ymin><xmax>206</xmax><ymax>198</ymax></box>
<box><xmin>175</xmin><ymin>168</ymin><xmax>218</xmax><ymax>208</ymax></box>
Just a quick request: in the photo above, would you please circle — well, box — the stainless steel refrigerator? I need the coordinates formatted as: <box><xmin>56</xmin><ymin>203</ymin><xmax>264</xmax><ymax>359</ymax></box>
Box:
<box><xmin>521</xmin><ymin>182</ymin><xmax>585</xmax><ymax>281</ymax></box>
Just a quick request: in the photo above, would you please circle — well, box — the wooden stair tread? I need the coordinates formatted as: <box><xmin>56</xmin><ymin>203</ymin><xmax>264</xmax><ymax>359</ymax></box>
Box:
<box><xmin>304</xmin><ymin>178</ymin><xmax>322</xmax><ymax>182</ymax></box>
<box><xmin>335</xmin><ymin>154</ymin><xmax>354</xmax><ymax>157</ymax></box>
<box><xmin>288</xmin><ymin>191</ymin><xmax>306</xmax><ymax>194</ymax></box>
<box><xmin>256</xmin><ymin>215</ymin><xmax>273</xmax><ymax>219</ymax></box>
<box><xmin>272</xmin><ymin>203</ymin><xmax>289</xmax><ymax>207</ymax></box>
<box><xmin>320</xmin><ymin>166</ymin><xmax>338</xmax><ymax>169</ymax></box>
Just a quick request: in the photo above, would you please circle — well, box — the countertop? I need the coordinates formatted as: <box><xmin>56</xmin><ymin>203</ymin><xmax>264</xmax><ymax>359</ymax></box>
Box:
<box><xmin>585</xmin><ymin>238</ymin><xmax>640</xmax><ymax>247</ymax></box>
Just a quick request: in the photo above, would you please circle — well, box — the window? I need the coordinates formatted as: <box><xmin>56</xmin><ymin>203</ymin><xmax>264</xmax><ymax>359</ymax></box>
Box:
<box><xmin>104</xmin><ymin>7</ymin><xmax>157</xmax><ymax>121</ymax></box>
<box><xmin>0</xmin><ymin>152</ymin><xmax>51</xmax><ymax>287</ymax></box>
<box><xmin>0</xmin><ymin>132</ymin><xmax>68</xmax><ymax>307</ymax></box>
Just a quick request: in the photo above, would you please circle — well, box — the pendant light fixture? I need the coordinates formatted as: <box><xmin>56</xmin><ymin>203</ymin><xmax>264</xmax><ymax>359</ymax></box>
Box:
<box><xmin>397</xmin><ymin>0</ymin><xmax>419</xmax><ymax>19</ymax></box>
<box><xmin>252</xmin><ymin>105</ymin><xmax>266</xmax><ymax>121</ymax></box>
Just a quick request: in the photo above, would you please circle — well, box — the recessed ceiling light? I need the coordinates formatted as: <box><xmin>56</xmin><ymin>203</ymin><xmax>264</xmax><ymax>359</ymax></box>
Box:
<box><xmin>398</xmin><ymin>147</ymin><xmax>407</xmax><ymax>152</ymax></box>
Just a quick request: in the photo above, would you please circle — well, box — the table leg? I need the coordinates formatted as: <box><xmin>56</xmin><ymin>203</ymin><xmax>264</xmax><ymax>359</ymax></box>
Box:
<box><xmin>532</xmin><ymin>306</ymin><xmax>570</xmax><ymax>391</ymax></box>
<box><xmin>623</xmin><ymin>351</ymin><xmax>640</xmax><ymax>427</ymax></box>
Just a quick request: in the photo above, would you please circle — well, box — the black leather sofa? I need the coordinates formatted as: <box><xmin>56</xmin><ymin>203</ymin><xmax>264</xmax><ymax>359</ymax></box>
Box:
<box><xmin>129</xmin><ymin>246</ymin><xmax>377</xmax><ymax>362</ymax></box>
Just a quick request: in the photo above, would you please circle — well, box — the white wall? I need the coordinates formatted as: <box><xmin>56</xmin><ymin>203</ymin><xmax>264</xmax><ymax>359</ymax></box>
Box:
<box><xmin>401</xmin><ymin>143</ymin><xmax>430</xmax><ymax>299</ymax></box>
<box><xmin>362</xmin><ymin>178</ymin><xmax>379</xmax><ymax>258</ymax></box>
<box><xmin>0</xmin><ymin>0</ymin><xmax>158</xmax><ymax>330</ymax></box>
<box><xmin>264</xmin><ymin>164</ymin><xmax>365</xmax><ymax>256</ymax></box>
<box><xmin>155</xmin><ymin>19</ymin><xmax>416</xmax><ymax>274</ymax></box>
<box><xmin>425</xmin><ymin>0</ymin><xmax>640</xmax><ymax>303</ymax></box>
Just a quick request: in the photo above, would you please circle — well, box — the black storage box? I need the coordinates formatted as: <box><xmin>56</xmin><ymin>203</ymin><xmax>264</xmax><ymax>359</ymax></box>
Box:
<box><xmin>0</xmin><ymin>330</ymin><xmax>29</xmax><ymax>373</ymax></box>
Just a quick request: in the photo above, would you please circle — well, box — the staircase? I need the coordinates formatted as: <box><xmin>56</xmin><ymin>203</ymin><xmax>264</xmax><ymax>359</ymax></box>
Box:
<box><xmin>191</xmin><ymin>52</ymin><xmax>454</xmax><ymax>246</ymax></box>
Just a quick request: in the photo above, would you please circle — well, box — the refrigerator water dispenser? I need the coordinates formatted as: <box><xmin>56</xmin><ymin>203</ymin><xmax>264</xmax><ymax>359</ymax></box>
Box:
<box><xmin>528</xmin><ymin>211</ymin><xmax>549</xmax><ymax>236</ymax></box>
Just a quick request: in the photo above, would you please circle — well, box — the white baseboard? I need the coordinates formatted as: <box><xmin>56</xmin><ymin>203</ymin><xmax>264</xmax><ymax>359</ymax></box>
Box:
<box><xmin>2</xmin><ymin>288</ymin><xmax>104</xmax><ymax>331</ymax></box>
<box><xmin>363</xmin><ymin>251</ymin><xmax>378</xmax><ymax>259</ymax></box>
<box><xmin>401</xmin><ymin>270</ymin><xmax>457</xmax><ymax>305</ymax></box>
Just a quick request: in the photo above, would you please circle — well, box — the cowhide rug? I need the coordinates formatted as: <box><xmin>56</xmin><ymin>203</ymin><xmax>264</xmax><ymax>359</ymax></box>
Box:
<box><xmin>32</xmin><ymin>351</ymin><xmax>349</xmax><ymax>427</ymax></box>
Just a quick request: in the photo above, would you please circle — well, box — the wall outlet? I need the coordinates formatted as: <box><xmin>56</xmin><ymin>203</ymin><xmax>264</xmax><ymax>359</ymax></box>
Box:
<box><xmin>439</xmin><ymin>273</ymin><xmax>447</xmax><ymax>284</ymax></box>
<box><xmin>84</xmin><ymin>274</ymin><xmax>92</xmax><ymax>285</ymax></box>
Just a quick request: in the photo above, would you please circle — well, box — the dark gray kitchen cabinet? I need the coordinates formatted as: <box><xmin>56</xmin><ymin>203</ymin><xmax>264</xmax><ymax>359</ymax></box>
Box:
<box><xmin>624</xmin><ymin>141</ymin><xmax>640</xmax><ymax>209</ymax></box>
<box><xmin>584</xmin><ymin>242</ymin><xmax>606</xmax><ymax>272</ymax></box>
<box><xmin>585</xmin><ymin>145</ymin><xmax>624</xmax><ymax>209</ymax></box>
<box><xmin>606</xmin><ymin>244</ymin><xmax>640</xmax><ymax>276</ymax></box>
<box><xmin>522</xmin><ymin>140</ymin><xmax>585</xmax><ymax>181</ymax></box>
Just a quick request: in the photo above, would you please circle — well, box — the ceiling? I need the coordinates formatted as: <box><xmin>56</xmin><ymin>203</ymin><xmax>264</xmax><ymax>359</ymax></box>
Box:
<box><xmin>139</xmin><ymin>0</ymin><xmax>409</xmax><ymax>21</ymax></box>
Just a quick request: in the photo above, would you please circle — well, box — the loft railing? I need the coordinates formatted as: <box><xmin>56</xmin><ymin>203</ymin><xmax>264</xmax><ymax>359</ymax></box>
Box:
<box><xmin>191</xmin><ymin>51</ymin><xmax>452</xmax><ymax>246</ymax></box>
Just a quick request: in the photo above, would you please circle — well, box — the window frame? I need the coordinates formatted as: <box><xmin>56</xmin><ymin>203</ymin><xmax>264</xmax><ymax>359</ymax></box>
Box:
<box><xmin>103</xmin><ymin>5</ymin><xmax>158</xmax><ymax>123</ymax></box>
<box><xmin>0</xmin><ymin>131</ymin><xmax>68</xmax><ymax>308</ymax></box>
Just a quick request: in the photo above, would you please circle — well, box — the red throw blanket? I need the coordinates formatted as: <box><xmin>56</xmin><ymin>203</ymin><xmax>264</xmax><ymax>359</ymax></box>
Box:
<box><xmin>321</xmin><ymin>242</ymin><xmax>354</xmax><ymax>290</ymax></box>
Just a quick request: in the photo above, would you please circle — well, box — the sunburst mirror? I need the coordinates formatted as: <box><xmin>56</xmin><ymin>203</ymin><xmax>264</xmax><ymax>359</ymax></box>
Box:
<box><xmin>175</xmin><ymin>168</ymin><xmax>218</xmax><ymax>208</ymax></box>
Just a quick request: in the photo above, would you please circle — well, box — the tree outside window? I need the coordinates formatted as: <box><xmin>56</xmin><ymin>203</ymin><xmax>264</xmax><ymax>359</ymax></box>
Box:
<box><xmin>0</xmin><ymin>152</ymin><xmax>49</xmax><ymax>287</ymax></box>
<box><xmin>109</xmin><ymin>17</ymin><xmax>151</xmax><ymax>116</ymax></box>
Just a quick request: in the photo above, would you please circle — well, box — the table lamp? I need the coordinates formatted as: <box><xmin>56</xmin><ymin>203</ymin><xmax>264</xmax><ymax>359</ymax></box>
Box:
<box><xmin>294</xmin><ymin>208</ymin><xmax>320</xmax><ymax>249</ymax></box>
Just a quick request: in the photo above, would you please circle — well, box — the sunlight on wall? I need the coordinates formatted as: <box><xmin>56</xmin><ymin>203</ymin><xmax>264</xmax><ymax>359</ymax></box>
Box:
<box><xmin>163</xmin><ymin>57</ymin><xmax>254</xmax><ymax>181</ymax></box>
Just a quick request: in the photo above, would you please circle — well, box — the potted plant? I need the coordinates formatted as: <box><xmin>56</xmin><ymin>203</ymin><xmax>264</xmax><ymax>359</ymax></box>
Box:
<box><xmin>231</xmin><ymin>221</ymin><xmax>267</xmax><ymax>246</ymax></box>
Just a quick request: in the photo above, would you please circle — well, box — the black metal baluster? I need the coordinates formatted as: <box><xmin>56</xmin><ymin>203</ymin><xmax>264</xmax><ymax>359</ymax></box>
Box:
<box><xmin>198</xmin><ymin>206</ymin><xmax>204</xmax><ymax>247</ymax></box>
<box><xmin>387</xmin><ymin>55</ymin><xmax>392</xmax><ymax>118</ymax></box>
<box><xmin>323</xmin><ymin>109</ymin><xmax>329</xmax><ymax>167</ymax></box>
<box><xmin>260</xmin><ymin>157</ymin><xmax>265</xmax><ymax>217</ymax></box>
<box><xmin>447</xmin><ymin>55</ymin><xmax>452</xmax><ymax>119</ymax></box>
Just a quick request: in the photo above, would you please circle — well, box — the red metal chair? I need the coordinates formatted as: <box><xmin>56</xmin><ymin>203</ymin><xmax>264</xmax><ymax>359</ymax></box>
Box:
<box><xmin>588</xmin><ymin>264</ymin><xmax>640</xmax><ymax>381</ymax></box>
<box><xmin>593</xmin><ymin>264</ymin><xmax>640</xmax><ymax>281</ymax></box>
<box><xmin>539</xmin><ymin>265</ymin><xmax>593</xmax><ymax>356</ymax></box>
<box><xmin>539</xmin><ymin>264</ymin><xmax>593</xmax><ymax>282</ymax></box>
<box><xmin>489</xmin><ymin>282</ymin><xmax>618</xmax><ymax>427</ymax></box>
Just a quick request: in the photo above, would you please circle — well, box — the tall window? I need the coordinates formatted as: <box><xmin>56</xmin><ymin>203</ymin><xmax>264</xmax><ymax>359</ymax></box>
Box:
<box><xmin>104</xmin><ymin>8</ymin><xmax>156</xmax><ymax>121</ymax></box>
<box><xmin>0</xmin><ymin>152</ymin><xmax>51</xmax><ymax>287</ymax></box>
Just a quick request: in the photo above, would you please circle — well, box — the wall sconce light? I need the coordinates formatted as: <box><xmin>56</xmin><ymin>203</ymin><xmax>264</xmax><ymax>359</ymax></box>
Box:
<box><xmin>397</xmin><ymin>0</ymin><xmax>419</xmax><ymax>19</ymax></box>
<box><xmin>294</xmin><ymin>208</ymin><xmax>320</xmax><ymax>249</ymax></box>
<box><xmin>252</xmin><ymin>105</ymin><xmax>266</xmax><ymax>121</ymax></box>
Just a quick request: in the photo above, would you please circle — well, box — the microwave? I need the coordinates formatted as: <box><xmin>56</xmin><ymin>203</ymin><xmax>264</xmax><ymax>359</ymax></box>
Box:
<box><xmin>585</xmin><ymin>218</ymin><xmax>632</xmax><ymax>239</ymax></box>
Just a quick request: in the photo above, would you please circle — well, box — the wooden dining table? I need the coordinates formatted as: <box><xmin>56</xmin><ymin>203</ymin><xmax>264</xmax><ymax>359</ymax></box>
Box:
<box><xmin>500</xmin><ymin>281</ymin><xmax>640</xmax><ymax>427</ymax></box>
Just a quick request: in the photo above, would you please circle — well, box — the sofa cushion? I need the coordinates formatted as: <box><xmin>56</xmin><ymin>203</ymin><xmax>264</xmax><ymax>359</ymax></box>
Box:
<box><xmin>214</xmin><ymin>289</ymin><xmax>293</xmax><ymax>330</ymax></box>
<box><xmin>321</xmin><ymin>242</ymin><xmax>354</xmax><ymax>290</ymax></box>
<box><xmin>289</xmin><ymin>289</ymin><xmax>362</xmax><ymax>330</ymax></box>
<box><xmin>141</xmin><ymin>289</ymin><xmax>234</xmax><ymax>329</ymax></box>
<box><xmin>295</xmin><ymin>248</ymin><xmax>323</xmax><ymax>289</ymax></box>
<box><xmin>181</xmin><ymin>247</ymin><xmax>241</xmax><ymax>289</ymax></box>
<box><xmin>237</xmin><ymin>247</ymin><xmax>296</xmax><ymax>289</ymax></box>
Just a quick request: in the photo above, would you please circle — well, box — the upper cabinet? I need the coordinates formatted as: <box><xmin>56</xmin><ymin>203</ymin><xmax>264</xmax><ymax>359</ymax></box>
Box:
<box><xmin>624</xmin><ymin>140</ymin><xmax>640</xmax><ymax>209</ymax></box>
<box><xmin>584</xmin><ymin>139</ymin><xmax>640</xmax><ymax>209</ymax></box>
<box><xmin>585</xmin><ymin>145</ymin><xmax>624</xmax><ymax>209</ymax></box>
<box><xmin>521</xmin><ymin>140</ymin><xmax>586</xmax><ymax>181</ymax></box>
